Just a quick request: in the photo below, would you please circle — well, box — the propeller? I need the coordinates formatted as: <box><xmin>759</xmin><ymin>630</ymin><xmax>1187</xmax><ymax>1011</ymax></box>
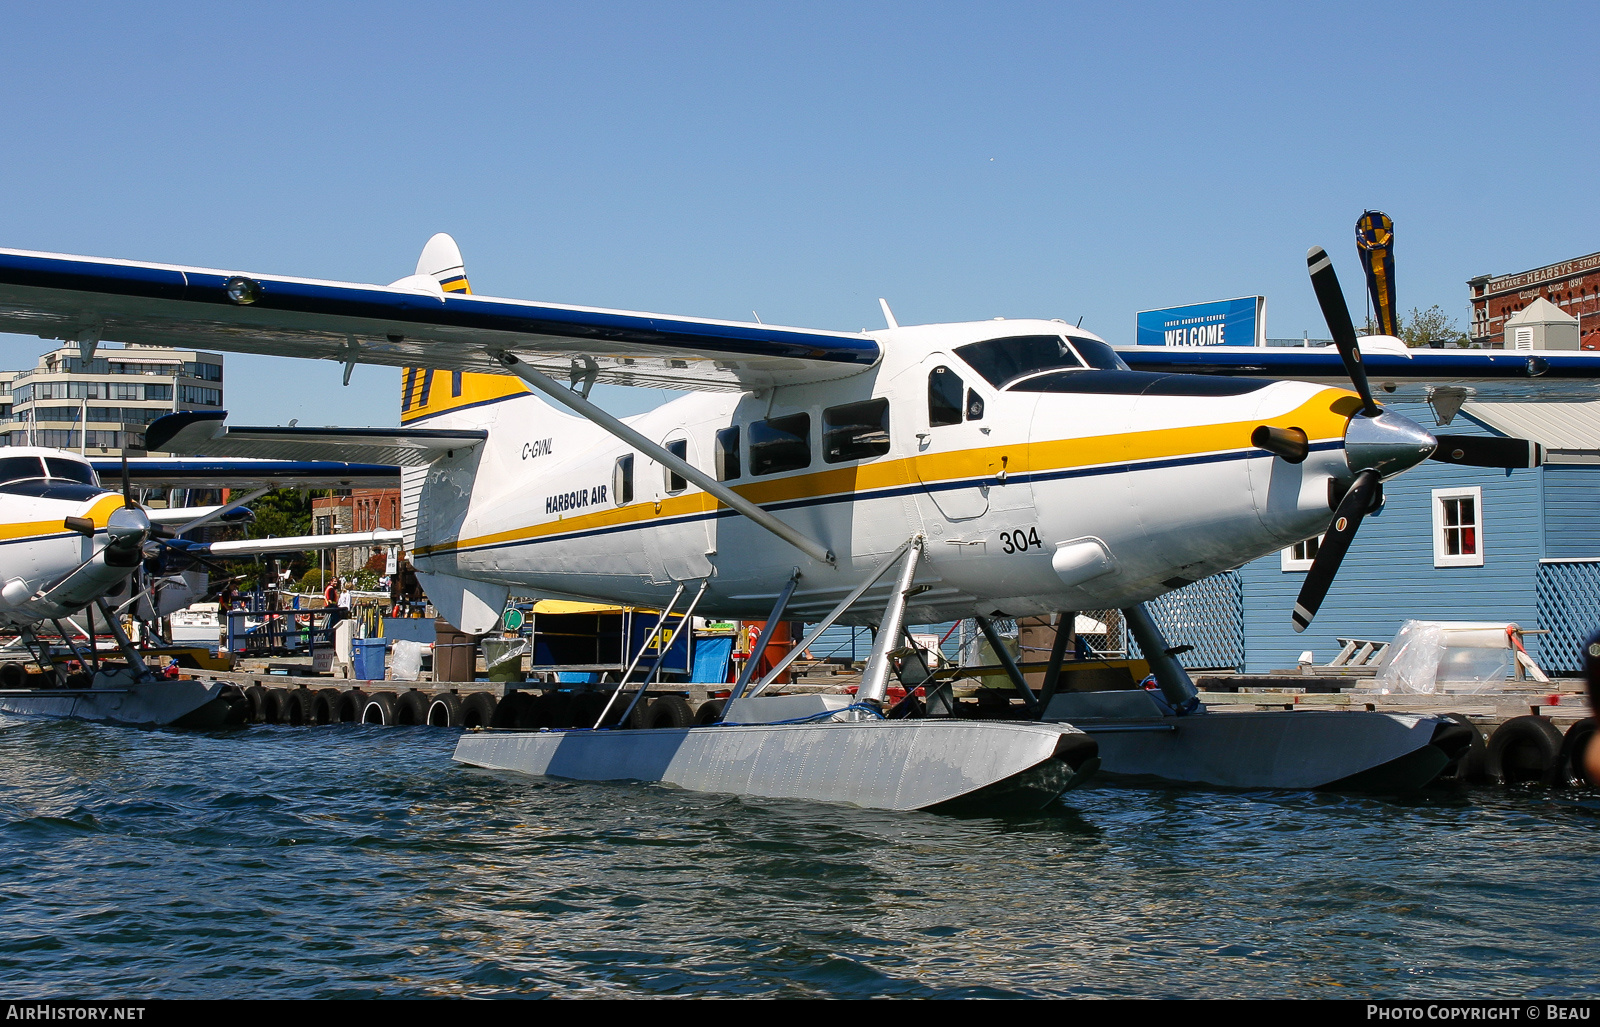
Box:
<box><xmin>1288</xmin><ymin>244</ymin><xmax>1546</xmax><ymax>632</ymax></box>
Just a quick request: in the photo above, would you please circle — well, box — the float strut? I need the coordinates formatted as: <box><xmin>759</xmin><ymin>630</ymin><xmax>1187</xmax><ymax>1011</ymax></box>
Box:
<box><xmin>613</xmin><ymin>580</ymin><xmax>709</xmax><ymax>729</ymax></box>
<box><xmin>975</xmin><ymin>616</ymin><xmax>1040</xmax><ymax>713</ymax></box>
<box><xmin>495</xmin><ymin>352</ymin><xmax>834</xmax><ymax>566</ymax></box>
<box><xmin>1121</xmin><ymin>603</ymin><xmax>1200</xmax><ymax>713</ymax></box>
<box><xmin>722</xmin><ymin>570</ymin><xmax>800</xmax><ymax>712</ymax></box>
<box><xmin>96</xmin><ymin>599</ymin><xmax>152</xmax><ymax>679</ymax></box>
<box><xmin>592</xmin><ymin>583</ymin><xmax>685</xmax><ymax>729</ymax></box>
<box><xmin>857</xmin><ymin>543</ymin><xmax>923</xmax><ymax>714</ymax></box>
<box><xmin>746</xmin><ymin>536</ymin><xmax>921</xmax><ymax>699</ymax></box>
<box><xmin>1034</xmin><ymin>612</ymin><xmax>1075</xmax><ymax>716</ymax></box>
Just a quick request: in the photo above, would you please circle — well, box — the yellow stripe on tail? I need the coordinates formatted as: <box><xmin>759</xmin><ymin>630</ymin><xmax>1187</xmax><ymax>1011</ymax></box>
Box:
<box><xmin>400</xmin><ymin>234</ymin><xmax>530</xmax><ymax>424</ymax></box>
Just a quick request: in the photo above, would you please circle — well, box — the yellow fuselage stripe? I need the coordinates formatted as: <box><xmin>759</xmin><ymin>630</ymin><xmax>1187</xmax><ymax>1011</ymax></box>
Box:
<box><xmin>0</xmin><ymin>493</ymin><xmax>125</xmax><ymax>544</ymax></box>
<box><xmin>415</xmin><ymin>389</ymin><xmax>1360</xmax><ymax>559</ymax></box>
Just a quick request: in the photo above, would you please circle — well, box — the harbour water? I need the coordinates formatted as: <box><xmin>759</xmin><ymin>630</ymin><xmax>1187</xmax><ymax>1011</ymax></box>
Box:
<box><xmin>1</xmin><ymin>717</ymin><xmax>1597</xmax><ymax>1000</ymax></box>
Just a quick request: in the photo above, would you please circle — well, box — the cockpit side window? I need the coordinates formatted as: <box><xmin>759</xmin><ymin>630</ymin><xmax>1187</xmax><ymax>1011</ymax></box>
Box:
<box><xmin>954</xmin><ymin>335</ymin><xmax>1088</xmax><ymax>389</ymax></box>
<box><xmin>928</xmin><ymin>366</ymin><xmax>963</xmax><ymax>427</ymax></box>
<box><xmin>44</xmin><ymin>458</ymin><xmax>97</xmax><ymax>486</ymax></box>
<box><xmin>1065</xmin><ymin>336</ymin><xmax>1130</xmax><ymax>371</ymax></box>
<box><xmin>966</xmin><ymin>389</ymin><xmax>985</xmax><ymax>421</ymax></box>
<box><xmin>0</xmin><ymin>457</ymin><xmax>45</xmax><ymax>487</ymax></box>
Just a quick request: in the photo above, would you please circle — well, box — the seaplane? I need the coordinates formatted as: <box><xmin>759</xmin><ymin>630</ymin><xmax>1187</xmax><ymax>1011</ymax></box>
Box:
<box><xmin>0</xmin><ymin>226</ymin><xmax>1587</xmax><ymax>805</ymax></box>
<box><xmin>0</xmin><ymin>442</ymin><xmax>402</xmax><ymax>727</ymax></box>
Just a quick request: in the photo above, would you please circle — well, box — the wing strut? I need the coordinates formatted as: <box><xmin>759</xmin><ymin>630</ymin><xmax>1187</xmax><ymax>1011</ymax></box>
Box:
<box><xmin>495</xmin><ymin>351</ymin><xmax>836</xmax><ymax>566</ymax></box>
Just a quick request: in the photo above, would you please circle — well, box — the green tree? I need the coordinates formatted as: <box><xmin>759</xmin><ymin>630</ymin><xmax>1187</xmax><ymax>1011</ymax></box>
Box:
<box><xmin>1398</xmin><ymin>305</ymin><xmax>1469</xmax><ymax>348</ymax></box>
<box><xmin>1359</xmin><ymin>305</ymin><xmax>1470</xmax><ymax>348</ymax></box>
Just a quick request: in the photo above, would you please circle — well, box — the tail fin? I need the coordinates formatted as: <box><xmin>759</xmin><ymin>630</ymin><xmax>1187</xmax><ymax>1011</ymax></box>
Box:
<box><xmin>400</xmin><ymin>233</ymin><xmax>529</xmax><ymax>424</ymax></box>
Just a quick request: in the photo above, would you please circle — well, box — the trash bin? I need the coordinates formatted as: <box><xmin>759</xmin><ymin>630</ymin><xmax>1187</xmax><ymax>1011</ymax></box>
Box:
<box><xmin>353</xmin><ymin>638</ymin><xmax>388</xmax><ymax>680</ymax></box>
<box><xmin>482</xmin><ymin>637</ymin><xmax>527</xmax><ymax>683</ymax></box>
<box><xmin>434</xmin><ymin>617</ymin><xmax>481</xmax><ymax>682</ymax></box>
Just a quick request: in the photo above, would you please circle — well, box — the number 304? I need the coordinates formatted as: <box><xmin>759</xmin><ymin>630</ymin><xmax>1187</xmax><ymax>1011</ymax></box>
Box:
<box><xmin>999</xmin><ymin>528</ymin><xmax>1042</xmax><ymax>554</ymax></box>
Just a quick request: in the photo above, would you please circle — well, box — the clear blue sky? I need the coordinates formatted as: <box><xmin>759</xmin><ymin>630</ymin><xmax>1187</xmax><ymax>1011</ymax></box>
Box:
<box><xmin>2</xmin><ymin>1</ymin><xmax>1595</xmax><ymax>425</ymax></box>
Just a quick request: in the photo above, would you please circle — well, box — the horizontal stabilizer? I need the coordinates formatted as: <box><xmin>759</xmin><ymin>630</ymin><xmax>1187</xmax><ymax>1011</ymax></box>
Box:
<box><xmin>145</xmin><ymin>505</ymin><xmax>252</xmax><ymax>526</ymax></box>
<box><xmin>146</xmin><ymin>411</ymin><xmax>484</xmax><ymax>467</ymax></box>
<box><xmin>100</xmin><ymin>457</ymin><xmax>400</xmax><ymax>489</ymax></box>
<box><xmin>166</xmin><ymin>530</ymin><xmax>404</xmax><ymax>558</ymax></box>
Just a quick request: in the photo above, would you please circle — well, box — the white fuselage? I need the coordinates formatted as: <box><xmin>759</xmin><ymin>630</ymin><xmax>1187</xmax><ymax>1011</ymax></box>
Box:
<box><xmin>407</xmin><ymin>321</ymin><xmax>1359</xmax><ymax>625</ymax></box>
<box><xmin>0</xmin><ymin>448</ymin><xmax>143</xmax><ymax>629</ymax></box>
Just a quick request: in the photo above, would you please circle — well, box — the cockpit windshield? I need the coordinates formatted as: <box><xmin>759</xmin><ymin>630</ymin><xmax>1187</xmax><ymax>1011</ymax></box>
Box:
<box><xmin>0</xmin><ymin>455</ymin><xmax>101</xmax><ymax>489</ymax></box>
<box><xmin>44</xmin><ymin>458</ymin><xmax>98</xmax><ymax>486</ymax></box>
<box><xmin>954</xmin><ymin>334</ymin><xmax>1128</xmax><ymax>389</ymax></box>
<box><xmin>0</xmin><ymin>457</ymin><xmax>46</xmax><ymax>487</ymax></box>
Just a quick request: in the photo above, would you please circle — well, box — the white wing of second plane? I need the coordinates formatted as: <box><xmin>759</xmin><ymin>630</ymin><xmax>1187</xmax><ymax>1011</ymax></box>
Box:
<box><xmin>0</xmin><ymin>247</ymin><xmax>880</xmax><ymax>392</ymax></box>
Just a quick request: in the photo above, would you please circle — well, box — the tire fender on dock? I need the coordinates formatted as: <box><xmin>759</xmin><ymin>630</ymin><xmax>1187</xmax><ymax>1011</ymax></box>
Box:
<box><xmin>1432</xmin><ymin>713</ymin><xmax>1490</xmax><ymax>786</ymax></box>
<box><xmin>336</xmin><ymin>689</ymin><xmax>368</xmax><ymax>724</ymax></box>
<box><xmin>427</xmin><ymin>692</ymin><xmax>463</xmax><ymax>727</ymax></box>
<box><xmin>460</xmin><ymin>691</ymin><xmax>499</xmax><ymax>729</ymax></box>
<box><xmin>392</xmin><ymin>690</ymin><xmax>430</xmax><ymax>726</ymax></box>
<box><xmin>1486</xmin><ymin>715</ymin><xmax>1564</xmax><ymax>785</ymax></box>
<box><xmin>312</xmin><ymin>689</ymin><xmax>343</xmax><ymax>725</ymax></box>
<box><xmin>262</xmin><ymin>687</ymin><xmax>292</xmax><ymax>724</ymax></box>
<box><xmin>1550</xmin><ymin>719</ymin><xmax>1596</xmax><ymax>789</ymax></box>
<box><xmin>282</xmin><ymin>688</ymin><xmax>314</xmax><ymax>726</ymax></box>
<box><xmin>243</xmin><ymin>685</ymin><xmax>268</xmax><ymax>724</ymax></box>
<box><xmin>362</xmin><ymin>692</ymin><xmax>399</xmax><ymax>725</ymax></box>
<box><xmin>642</xmin><ymin>695</ymin><xmax>694</xmax><ymax>730</ymax></box>
<box><xmin>694</xmin><ymin>699</ymin><xmax>724</xmax><ymax>725</ymax></box>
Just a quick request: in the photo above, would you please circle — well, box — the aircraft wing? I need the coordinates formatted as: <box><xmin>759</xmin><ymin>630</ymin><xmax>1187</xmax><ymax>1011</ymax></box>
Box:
<box><xmin>1116</xmin><ymin>345</ymin><xmax>1600</xmax><ymax>403</ymax></box>
<box><xmin>145</xmin><ymin>411</ymin><xmax>483</xmax><ymax>467</ymax></box>
<box><xmin>0</xmin><ymin>248</ymin><xmax>880</xmax><ymax>392</ymax></box>
<box><xmin>99</xmin><ymin>458</ymin><xmax>400</xmax><ymax>489</ymax></box>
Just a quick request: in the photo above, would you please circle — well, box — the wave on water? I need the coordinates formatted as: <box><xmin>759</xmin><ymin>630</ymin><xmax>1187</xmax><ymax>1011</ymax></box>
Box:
<box><xmin>0</xmin><ymin>720</ymin><xmax>1597</xmax><ymax>999</ymax></box>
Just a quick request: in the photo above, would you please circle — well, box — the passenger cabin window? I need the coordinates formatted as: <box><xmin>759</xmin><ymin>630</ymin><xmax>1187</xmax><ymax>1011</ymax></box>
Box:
<box><xmin>928</xmin><ymin>366</ymin><xmax>964</xmax><ymax>427</ymax></box>
<box><xmin>749</xmin><ymin>413</ymin><xmax>811</xmax><ymax>476</ymax></box>
<box><xmin>664</xmin><ymin>439</ymin><xmax>688</xmax><ymax>494</ymax></box>
<box><xmin>823</xmin><ymin>398</ymin><xmax>890</xmax><ymax>463</ymax></box>
<box><xmin>954</xmin><ymin>334</ymin><xmax>1128</xmax><ymax>390</ymax></box>
<box><xmin>613</xmin><ymin>454</ymin><xmax>634</xmax><ymax>505</ymax></box>
<box><xmin>715</xmin><ymin>426</ymin><xmax>740</xmax><ymax>481</ymax></box>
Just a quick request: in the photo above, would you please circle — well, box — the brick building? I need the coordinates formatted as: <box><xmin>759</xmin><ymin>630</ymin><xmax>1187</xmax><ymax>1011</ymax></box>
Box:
<box><xmin>312</xmin><ymin>487</ymin><xmax>402</xmax><ymax>576</ymax></box>
<box><xmin>1469</xmin><ymin>251</ymin><xmax>1600</xmax><ymax>350</ymax></box>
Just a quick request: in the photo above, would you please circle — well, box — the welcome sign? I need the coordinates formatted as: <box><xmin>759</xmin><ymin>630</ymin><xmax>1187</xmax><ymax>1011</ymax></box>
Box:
<box><xmin>1136</xmin><ymin>296</ymin><xmax>1265</xmax><ymax>347</ymax></box>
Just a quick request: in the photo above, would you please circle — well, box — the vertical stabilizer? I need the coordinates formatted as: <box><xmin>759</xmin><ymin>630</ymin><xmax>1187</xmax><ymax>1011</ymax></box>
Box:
<box><xmin>400</xmin><ymin>234</ymin><xmax>529</xmax><ymax>424</ymax></box>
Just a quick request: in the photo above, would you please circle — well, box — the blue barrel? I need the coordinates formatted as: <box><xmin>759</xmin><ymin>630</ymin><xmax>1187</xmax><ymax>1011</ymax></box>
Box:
<box><xmin>353</xmin><ymin>638</ymin><xmax>388</xmax><ymax>680</ymax></box>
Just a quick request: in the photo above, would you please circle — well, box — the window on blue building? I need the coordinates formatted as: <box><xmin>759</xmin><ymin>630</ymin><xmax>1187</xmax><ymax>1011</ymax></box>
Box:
<box><xmin>1432</xmin><ymin>486</ymin><xmax>1484</xmax><ymax>567</ymax></box>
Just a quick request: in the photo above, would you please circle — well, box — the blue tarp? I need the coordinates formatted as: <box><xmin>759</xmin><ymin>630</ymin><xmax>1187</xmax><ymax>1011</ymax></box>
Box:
<box><xmin>692</xmin><ymin>636</ymin><xmax>733</xmax><ymax>684</ymax></box>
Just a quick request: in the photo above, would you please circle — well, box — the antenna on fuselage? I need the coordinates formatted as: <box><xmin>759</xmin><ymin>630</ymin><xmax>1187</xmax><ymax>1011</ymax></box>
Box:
<box><xmin>879</xmin><ymin>299</ymin><xmax>899</xmax><ymax>329</ymax></box>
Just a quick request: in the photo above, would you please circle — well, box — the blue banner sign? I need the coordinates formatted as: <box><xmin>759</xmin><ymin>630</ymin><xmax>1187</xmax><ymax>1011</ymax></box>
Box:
<box><xmin>1135</xmin><ymin>296</ymin><xmax>1266</xmax><ymax>347</ymax></box>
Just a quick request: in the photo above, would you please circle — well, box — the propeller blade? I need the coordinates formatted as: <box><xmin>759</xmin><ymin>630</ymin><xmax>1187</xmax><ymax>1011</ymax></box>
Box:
<box><xmin>1307</xmin><ymin>246</ymin><xmax>1381</xmax><ymax>417</ymax></box>
<box><xmin>1292</xmin><ymin>469</ymin><xmax>1382</xmax><ymax>634</ymax></box>
<box><xmin>120</xmin><ymin>453</ymin><xmax>133</xmax><ymax>509</ymax></box>
<box><xmin>1430</xmin><ymin>434</ymin><xmax>1543</xmax><ymax>469</ymax></box>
